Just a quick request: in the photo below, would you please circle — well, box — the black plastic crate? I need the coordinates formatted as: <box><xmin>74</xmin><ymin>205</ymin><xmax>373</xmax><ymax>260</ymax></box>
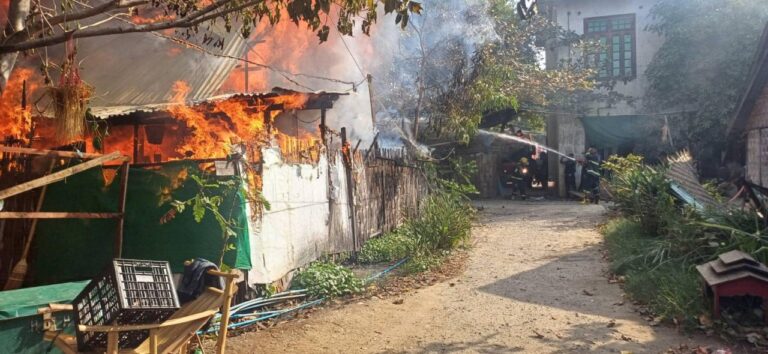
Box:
<box><xmin>73</xmin><ymin>259</ymin><xmax>180</xmax><ymax>351</ymax></box>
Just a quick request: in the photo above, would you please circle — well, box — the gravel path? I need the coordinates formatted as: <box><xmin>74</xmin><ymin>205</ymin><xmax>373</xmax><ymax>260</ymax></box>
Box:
<box><xmin>224</xmin><ymin>201</ymin><xmax>725</xmax><ymax>353</ymax></box>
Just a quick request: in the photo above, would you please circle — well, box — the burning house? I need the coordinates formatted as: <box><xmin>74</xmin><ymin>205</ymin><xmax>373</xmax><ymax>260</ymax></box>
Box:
<box><xmin>0</xmin><ymin>75</ymin><xmax>425</xmax><ymax>296</ymax></box>
<box><xmin>0</xmin><ymin>6</ymin><xmax>429</xmax><ymax>311</ymax></box>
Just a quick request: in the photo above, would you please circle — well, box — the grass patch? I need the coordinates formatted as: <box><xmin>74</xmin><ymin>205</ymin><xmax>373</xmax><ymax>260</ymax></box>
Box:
<box><xmin>602</xmin><ymin>217</ymin><xmax>705</xmax><ymax>327</ymax></box>
<box><xmin>358</xmin><ymin>191</ymin><xmax>473</xmax><ymax>274</ymax></box>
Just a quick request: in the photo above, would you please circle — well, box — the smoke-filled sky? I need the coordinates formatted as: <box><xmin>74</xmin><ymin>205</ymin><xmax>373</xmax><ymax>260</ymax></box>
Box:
<box><xmin>1</xmin><ymin>0</ymin><xmax>499</xmax><ymax>145</ymax></box>
<box><xmin>217</xmin><ymin>0</ymin><xmax>498</xmax><ymax>145</ymax></box>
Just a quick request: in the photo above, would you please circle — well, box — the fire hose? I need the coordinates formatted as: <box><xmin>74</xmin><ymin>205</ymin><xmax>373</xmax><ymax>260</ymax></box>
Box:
<box><xmin>202</xmin><ymin>257</ymin><xmax>409</xmax><ymax>334</ymax></box>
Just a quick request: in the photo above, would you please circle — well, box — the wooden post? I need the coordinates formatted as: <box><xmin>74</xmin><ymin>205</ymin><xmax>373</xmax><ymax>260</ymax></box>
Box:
<box><xmin>107</xmin><ymin>331</ymin><xmax>119</xmax><ymax>354</ymax></box>
<box><xmin>215</xmin><ymin>272</ymin><xmax>236</xmax><ymax>354</ymax></box>
<box><xmin>341</xmin><ymin>128</ymin><xmax>358</xmax><ymax>251</ymax></box>
<box><xmin>367</xmin><ymin>74</ymin><xmax>376</xmax><ymax>126</ymax></box>
<box><xmin>114</xmin><ymin>162</ymin><xmax>130</xmax><ymax>258</ymax></box>
<box><xmin>149</xmin><ymin>329</ymin><xmax>158</xmax><ymax>354</ymax></box>
<box><xmin>319</xmin><ymin>109</ymin><xmax>327</xmax><ymax>146</ymax></box>
<box><xmin>264</xmin><ymin>110</ymin><xmax>273</xmax><ymax>136</ymax></box>
<box><xmin>133</xmin><ymin>123</ymin><xmax>139</xmax><ymax>163</ymax></box>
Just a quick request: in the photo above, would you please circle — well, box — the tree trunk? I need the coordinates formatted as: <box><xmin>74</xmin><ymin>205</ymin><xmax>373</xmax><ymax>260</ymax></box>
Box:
<box><xmin>0</xmin><ymin>0</ymin><xmax>31</xmax><ymax>93</ymax></box>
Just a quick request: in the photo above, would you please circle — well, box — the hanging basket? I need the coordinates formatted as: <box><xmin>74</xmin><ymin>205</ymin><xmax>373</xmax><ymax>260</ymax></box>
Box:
<box><xmin>50</xmin><ymin>82</ymin><xmax>93</xmax><ymax>143</ymax></box>
<box><xmin>50</xmin><ymin>37</ymin><xmax>94</xmax><ymax>143</ymax></box>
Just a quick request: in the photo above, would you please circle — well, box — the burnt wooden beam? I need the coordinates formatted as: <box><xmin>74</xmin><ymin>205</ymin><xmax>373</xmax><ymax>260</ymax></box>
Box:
<box><xmin>133</xmin><ymin>123</ymin><xmax>139</xmax><ymax>163</ymax></box>
<box><xmin>0</xmin><ymin>152</ymin><xmax>126</xmax><ymax>201</ymax></box>
<box><xmin>320</xmin><ymin>109</ymin><xmax>327</xmax><ymax>146</ymax></box>
<box><xmin>340</xmin><ymin>127</ymin><xmax>358</xmax><ymax>252</ymax></box>
<box><xmin>0</xmin><ymin>212</ymin><xmax>123</xmax><ymax>219</ymax></box>
<box><xmin>0</xmin><ymin>146</ymin><xmax>104</xmax><ymax>159</ymax></box>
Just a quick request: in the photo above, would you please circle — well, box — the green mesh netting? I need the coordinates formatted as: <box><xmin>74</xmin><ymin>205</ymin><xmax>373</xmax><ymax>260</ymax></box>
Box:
<box><xmin>30</xmin><ymin>161</ymin><xmax>251</xmax><ymax>285</ymax></box>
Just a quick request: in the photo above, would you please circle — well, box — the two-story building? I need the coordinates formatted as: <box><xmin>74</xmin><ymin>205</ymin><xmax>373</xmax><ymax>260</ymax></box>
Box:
<box><xmin>540</xmin><ymin>0</ymin><xmax>665</xmax><ymax>196</ymax></box>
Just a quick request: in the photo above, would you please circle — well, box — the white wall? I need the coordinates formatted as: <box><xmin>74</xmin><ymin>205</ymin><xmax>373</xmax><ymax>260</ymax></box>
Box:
<box><xmin>247</xmin><ymin>148</ymin><xmax>331</xmax><ymax>283</ymax></box>
<box><xmin>544</xmin><ymin>0</ymin><xmax>663</xmax><ymax>116</ymax></box>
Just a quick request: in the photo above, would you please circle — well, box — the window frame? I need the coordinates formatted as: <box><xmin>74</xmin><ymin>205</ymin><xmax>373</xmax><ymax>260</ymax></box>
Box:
<box><xmin>583</xmin><ymin>13</ymin><xmax>637</xmax><ymax>81</ymax></box>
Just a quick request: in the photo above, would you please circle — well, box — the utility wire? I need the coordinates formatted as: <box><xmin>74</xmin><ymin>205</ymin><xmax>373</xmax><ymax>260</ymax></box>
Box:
<box><xmin>65</xmin><ymin>3</ymin><xmax>361</xmax><ymax>92</ymax></box>
<box><xmin>338</xmin><ymin>31</ymin><xmax>366</xmax><ymax>80</ymax></box>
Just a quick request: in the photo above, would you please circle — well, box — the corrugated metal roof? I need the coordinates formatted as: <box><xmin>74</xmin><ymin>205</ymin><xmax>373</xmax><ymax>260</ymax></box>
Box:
<box><xmin>23</xmin><ymin>24</ymin><xmax>246</xmax><ymax>115</ymax></box>
<box><xmin>666</xmin><ymin>152</ymin><xmax>718</xmax><ymax>209</ymax></box>
<box><xmin>88</xmin><ymin>88</ymin><xmax>349</xmax><ymax>119</ymax></box>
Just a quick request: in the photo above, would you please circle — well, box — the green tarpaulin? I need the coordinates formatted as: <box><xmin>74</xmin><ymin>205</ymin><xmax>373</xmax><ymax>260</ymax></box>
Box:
<box><xmin>581</xmin><ymin>115</ymin><xmax>656</xmax><ymax>149</ymax></box>
<box><xmin>0</xmin><ymin>281</ymin><xmax>87</xmax><ymax>354</ymax></box>
<box><xmin>30</xmin><ymin>161</ymin><xmax>251</xmax><ymax>285</ymax></box>
<box><xmin>0</xmin><ymin>280</ymin><xmax>88</xmax><ymax>320</ymax></box>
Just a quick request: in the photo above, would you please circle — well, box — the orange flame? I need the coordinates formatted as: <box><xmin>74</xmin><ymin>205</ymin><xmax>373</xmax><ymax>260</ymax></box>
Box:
<box><xmin>169</xmin><ymin>81</ymin><xmax>236</xmax><ymax>158</ymax></box>
<box><xmin>0</xmin><ymin>68</ymin><xmax>37</xmax><ymax>141</ymax></box>
<box><xmin>167</xmin><ymin>81</ymin><xmax>319</xmax><ymax>163</ymax></box>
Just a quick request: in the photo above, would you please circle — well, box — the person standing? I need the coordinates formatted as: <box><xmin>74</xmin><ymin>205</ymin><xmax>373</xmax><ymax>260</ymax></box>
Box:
<box><xmin>561</xmin><ymin>153</ymin><xmax>576</xmax><ymax>194</ymax></box>
<box><xmin>584</xmin><ymin>147</ymin><xmax>602</xmax><ymax>204</ymax></box>
<box><xmin>511</xmin><ymin>157</ymin><xmax>530</xmax><ymax>200</ymax></box>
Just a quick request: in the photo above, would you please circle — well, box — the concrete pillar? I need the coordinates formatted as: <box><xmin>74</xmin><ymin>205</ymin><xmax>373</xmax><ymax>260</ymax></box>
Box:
<box><xmin>548</xmin><ymin>114</ymin><xmax>586</xmax><ymax>198</ymax></box>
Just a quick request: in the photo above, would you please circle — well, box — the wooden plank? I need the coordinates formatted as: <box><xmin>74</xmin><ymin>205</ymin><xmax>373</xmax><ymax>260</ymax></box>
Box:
<box><xmin>0</xmin><ymin>146</ymin><xmax>105</xmax><ymax>159</ymax></box>
<box><xmin>0</xmin><ymin>212</ymin><xmax>122</xmax><ymax>219</ymax></box>
<box><xmin>149</xmin><ymin>329</ymin><xmax>158</xmax><ymax>354</ymax></box>
<box><xmin>215</xmin><ymin>273</ymin><xmax>236</xmax><ymax>354</ymax></box>
<box><xmin>107</xmin><ymin>331</ymin><xmax>119</xmax><ymax>354</ymax></box>
<box><xmin>78</xmin><ymin>310</ymin><xmax>218</xmax><ymax>332</ymax></box>
<box><xmin>0</xmin><ymin>151</ymin><xmax>125</xmax><ymax>201</ymax></box>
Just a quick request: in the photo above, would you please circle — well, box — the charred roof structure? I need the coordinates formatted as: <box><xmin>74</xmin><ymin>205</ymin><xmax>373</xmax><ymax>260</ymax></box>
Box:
<box><xmin>726</xmin><ymin>24</ymin><xmax>768</xmax><ymax>217</ymax></box>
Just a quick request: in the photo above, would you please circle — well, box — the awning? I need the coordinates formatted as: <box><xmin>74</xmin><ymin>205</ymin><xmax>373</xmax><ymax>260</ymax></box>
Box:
<box><xmin>581</xmin><ymin>115</ymin><xmax>656</xmax><ymax>148</ymax></box>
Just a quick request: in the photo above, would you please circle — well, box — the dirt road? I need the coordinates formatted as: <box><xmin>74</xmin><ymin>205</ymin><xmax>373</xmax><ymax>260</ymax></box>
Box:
<box><xmin>225</xmin><ymin>201</ymin><xmax>724</xmax><ymax>353</ymax></box>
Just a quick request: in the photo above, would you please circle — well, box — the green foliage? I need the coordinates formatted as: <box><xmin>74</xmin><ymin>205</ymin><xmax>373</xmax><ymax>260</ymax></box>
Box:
<box><xmin>292</xmin><ymin>262</ymin><xmax>363</xmax><ymax>298</ymax></box>
<box><xmin>7</xmin><ymin>0</ymin><xmax>424</xmax><ymax>54</ymax></box>
<box><xmin>603</xmin><ymin>218</ymin><xmax>705</xmax><ymax>327</ymax></box>
<box><xmin>358</xmin><ymin>157</ymin><xmax>475</xmax><ymax>275</ymax></box>
<box><xmin>624</xmin><ymin>264</ymin><xmax>705</xmax><ymax>326</ymax></box>
<box><xmin>167</xmin><ymin>173</ymin><xmax>245</xmax><ymax>267</ymax></box>
<box><xmin>426</xmin><ymin>0</ymin><xmax>597</xmax><ymax>143</ymax></box>
<box><xmin>401</xmin><ymin>253</ymin><xmax>444</xmax><ymax>274</ymax></box>
<box><xmin>358</xmin><ymin>230</ymin><xmax>417</xmax><ymax>264</ymax></box>
<box><xmin>603</xmin><ymin>154</ymin><xmax>677</xmax><ymax>235</ymax></box>
<box><xmin>406</xmin><ymin>193</ymin><xmax>472</xmax><ymax>252</ymax></box>
<box><xmin>644</xmin><ymin>0</ymin><xmax>768</xmax><ymax>164</ymax></box>
<box><xmin>602</xmin><ymin>157</ymin><xmax>768</xmax><ymax>328</ymax></box>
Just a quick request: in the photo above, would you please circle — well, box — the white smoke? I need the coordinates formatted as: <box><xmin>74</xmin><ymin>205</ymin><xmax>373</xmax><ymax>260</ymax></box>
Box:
<box><xmin>215</xmin><ymin>0</ymin><xmax>497</xmax><ymax>148</ymax></box>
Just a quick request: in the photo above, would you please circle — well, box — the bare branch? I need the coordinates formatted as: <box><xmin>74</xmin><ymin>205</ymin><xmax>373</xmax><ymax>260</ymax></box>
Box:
<box><xmin>0</xmin><ymin>0</ymin><xmax>261</xmax><ymax>54</ymax></box>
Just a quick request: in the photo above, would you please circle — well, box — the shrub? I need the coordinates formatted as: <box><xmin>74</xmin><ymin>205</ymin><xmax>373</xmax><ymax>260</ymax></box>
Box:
<box><xmin>602</xmin><ymin>218</ymin><xmax>651</xmax><ymax>273</ymax></box>
<box><xmin>602</xmin><ymin>155</ymin><xmax>768</xmax><ymax>332</ymax></box>
<box><xmin>358</xmin><ymin>230</ymin><xmax>417</xmax><ymax>264</ymax></box>
<box><xmin>603</xmin><ymin>217</ymin><xmax>705</xmax><ymax>327</ymax></box>
<box><xmin>292</xmin><ymin>262</ymin><xmax>362</xmax><ymax>298</ymax></box>
<box><xmin>623</xmin><ymin>264</ymin><xmax>705</xmax><ymax>327</ymax></box>
<box><xmin>406</xmin><ymin>193</ymin><xmax>473</xmax><ymax>252</ymax></box>
<box><xmin>603</xmin><ymin>154</ymin><xmax>677</xmax><ymax>235</ymax></box>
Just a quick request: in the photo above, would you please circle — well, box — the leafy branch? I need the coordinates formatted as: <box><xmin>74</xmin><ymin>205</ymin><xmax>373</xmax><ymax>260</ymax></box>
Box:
<box><xmin>162</xmin><ymin>172</ymin><xmax>249</xmax><ymax>267</ymax></box>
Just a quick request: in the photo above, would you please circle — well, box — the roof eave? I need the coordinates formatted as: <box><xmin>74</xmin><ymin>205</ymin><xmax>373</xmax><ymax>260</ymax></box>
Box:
<box><xmin>727</xmin><ymin>24</ymin><xmax>768</xmax><ymax>141</ymax></box>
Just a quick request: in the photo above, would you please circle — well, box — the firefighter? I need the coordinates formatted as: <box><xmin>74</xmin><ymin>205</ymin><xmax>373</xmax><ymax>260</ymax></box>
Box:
<box><xmin>511</xmin><ymin>157</ymin><xmax>530</xmax><ymax>200</ymax></box>
<box><xmin>583</xmin><ymin>147</ymin><xmax>602</xmax><ymax>204</ymax></box>
<box><xmin>561</xmin><ymin>153</ymin><xmax>577</xmax><ymax>194</ymax></box>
